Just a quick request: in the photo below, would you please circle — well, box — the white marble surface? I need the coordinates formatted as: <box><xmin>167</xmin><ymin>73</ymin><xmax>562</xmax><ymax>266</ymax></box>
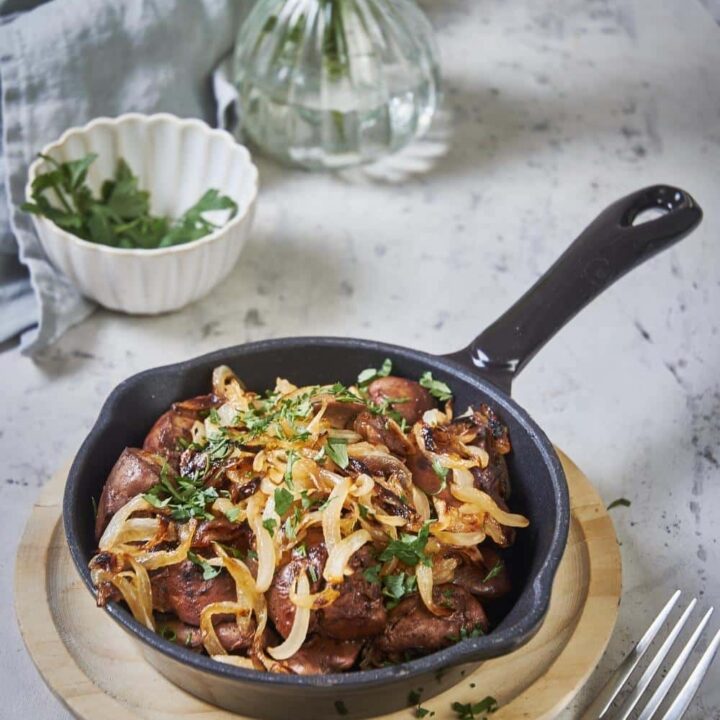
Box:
<box><xmin>2</xmin><ymin>0</ymin><xmax>720</xmax><ymax>718</ymax></box>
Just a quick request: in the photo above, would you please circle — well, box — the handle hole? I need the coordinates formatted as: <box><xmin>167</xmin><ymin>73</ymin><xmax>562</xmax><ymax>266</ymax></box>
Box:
<box><xmin>632</xmin><ymin>206</ymin><xmax>669</xmax><ymax>226</ymax></box>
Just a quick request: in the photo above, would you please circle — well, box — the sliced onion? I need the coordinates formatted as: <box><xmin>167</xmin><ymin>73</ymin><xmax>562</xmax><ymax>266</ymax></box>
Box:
<box><xmin>422</xmin><ymin>408</ymin><xmax>448</xmax><ymax>426</ymax></box>
<box><xmin>305</xmin><ymin>401</ymin><xmax>327</xmax><ymax>436</ymax></box>
<box><xmin>464</xmin><ymin>444</ymin><xmax>490</xmax><ymax>468</ymax></box>
<box><xmin>217</xmin><ymin>402</ymin><xmax>238</xmax><ymax>426</ymax></box>
<box><xmin>96</xmin><ymin>555</ymin><xmax>155</xmax><ymax>630</ymax></box>
<box><xmin>350</xmin><ymin>474</ymin><xmax>374</xmax><ymax>497</ymax></box>
<box><xmin>411</xmin><ymin>485</ymin><xmax>431</xmax><ymax>523</ymax></box>
<box><xmin>432</xmin><ymin>557</ymin><xmax>459</xmax><ymax>584</ymax></box>
<box><xmin>289</xmin><ymin>584</ymin><xmax>341</xmax><ymax>610</ymax></box>
<box><xmin>321</xmin><ymin>475</ymin><xmax>351</xmax><ymax>555</ymax></box>
<box><xmin>432</xmin><ymin>529</ymin><xmax>487</xmax><ymax>546</ymax></box>
<box><xmin>327</xmin><ymin>428</ymin><xmax>363</xmax><ymax>443</ymax></box>
<box><xmin>268</xmin><ymin>573</ymin><xmax>311</xmax><ymax>660</ymax></box>
<box><xmin>248</xmin><ymin>504</ymin><xmax>276</xmax><ymax>593</ymax></box>
<box><xmin>213</xmin><ymin>365</ymin><xmax>248</xmax><ymax>405</ymax></box>
<box><xmin>450</xmin><ymin>486</ymin><xmax>529</xmax><ymax>528</ymax></box>
<box><xmin>274</xmin><ymin>377</ymin><xmax>298</xmax><ymax>396</ymax></box>
<box><xmin>451</xmin><ymin>467</ymin><xmax>475</xmax><ymax>489</ymax></box>
<box><xmin>253</xmin><ymin>450</ymin><xmax>266</xmax><ymax>474</ymax></box>
<box><xmin>115</xmin><ymin>518</ymin><xmax>170</xmax><ymax>544</ymax></box>
<box><xmin>373</xmin><ymin>513</ymin><xmax>407</xmax><ymax>528</ymax></box>
<box><xmin>323</xmin><ymin>529</ymin><xmax>371</xmax><ymax>583</ymax></box>
<box><xmin>135</xmin><ymin>519</ymin><xmax>197</xmax><ymax>570</ymax></box>
<box><xmin>98</xmin><ymin>495</ymin><xmax>152</xmax><ymax>551</ymax></box>
<box><xmin>191</xmin><ymin>419</ymin><xmax>206</xmax><ymax>444</ymax></box>
<box><xmin>212</xmin><ymin>498</ymin><xmax>247</xmax><ymax>523</ymax></box>
<box><xmin>416</xmin><ymin>563</ymin><xmax>451</xmax><ymax>616</ymax></box>
<box><xmin>200</xmin><ymin>601</ymin><xmax>251</xmax><ymax>656</ymax></box>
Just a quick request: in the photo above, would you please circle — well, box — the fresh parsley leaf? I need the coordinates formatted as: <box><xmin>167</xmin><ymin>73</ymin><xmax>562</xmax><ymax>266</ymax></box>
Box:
<box><xmin>382</xmin><ymin>571</ymin><xmax>417</xmax><ymax>608</ymax></box>
<box><xmin>308</xmin><ymin>565</ymin><xmax>319</xmax><ymax>583</ymax></box>
<box><xmin>143</xmin><ymin>463</ymin><xmax>217</xmax><ymax>521</ymax></box>
<box><xmin>379</xmin><ymin>523</ymin><xmax>432</xmax><ymax>567</ymax></box>
<box><xmin>247</xmin><ymin>549</ymin><xmax>259</xmax><ymax>561</ymax></box>
<box><xmin>416</xmin><ymin>707</ymin><xmax>434</xmax><ymax>718</ymax></box>
<box><xmin>262</xmin><ymin>518</ymin><xmax>278</xmax><ymax>535</ymax></box>
<box><xmin>432</xmin><ymin>458</ymin><xmax>450</xmax><ymax>480</ymax></box>
<box><xmin>300</xmin><ymin>490</ymin><xmax>313</xmax><ymax>509</ymax></box>
<box><xmin>187</xmin><ymin>551</ymin><xmax>221</xmax><ymax>581</ymax></box>
<box><xmin>419</xmin><ymin>372</ymin><xmax>453</xmax><ymax>401</ymax></box>
<box><xmin>208</xmin><ymin>407</ymin><xmax>221</xmax><ymax>425</ymax></box>
<box><xmin>325</xmin><ymin>437</ymin><xmax>349</xmax><ymax>469</ymax></box>
<box><xmin>274</xmin><ymin>486</ymin><xmax>294</xmax><ymax>516</ymax></box>
<box><xmin>358</xmin><ymin>503</ymin><xmax>370</xmax><ymax>519</ymax></box>
<box><xmin>357</xmin><ymin>358</ymin><xmax>393</xmax><ymax>386</ymax></box>
<box><xmin>451</xmin><ymin>696</ymin><xmax>498</xmax><ymax>719</ymax></box>
<box><xmin>284</xmin><ymin>449</ymin><xmax>297</xmax><ymax>488</ymax></box>
<box><xmin>23</xmin><ymin>153</ymin><xmax>237</xmax><ymax>250</ymax></box>
<box><xmin>284</xmin><ymin>516</ymin><xmax>297</xmax><ymax>539</ymax></box>
<box><xmin>363</xmin><ymin>564</ymin><xmax>382</xmax><ymax>584</ymax></box>
<box><xmin>159</xmin><ymin>625</ymin><xmax>177</xmax><ymax>643</ymax></box>
<box><xmin>607</xmin><ymin>497</ymin><xmax>631</xmax><ymax>510</ymax></box>
<box><xmin>295</xmin><ymin>543</ymin><xmax>307</xmax><ymax>557</ymax></box>
<box><xmin>483</xmin><ymin>560</ymin><xmax>503</xmax><ymax>582</ymax></box>
<box><xmin>224</xmin><ymin>506</ymin><xmax>241</xmax><ymax>523</ymax></box>
<box><xmin>408</xmin><ymin>689</ymin><xmax>422</xmax><ymax>706</ymax></box>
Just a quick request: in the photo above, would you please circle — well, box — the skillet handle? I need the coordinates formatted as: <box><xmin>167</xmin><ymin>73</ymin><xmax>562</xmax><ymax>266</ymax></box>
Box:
<box><xmin>445</xmin><ymin>185</ymin><xmax>702</xmax><ymax>393</ymax></box>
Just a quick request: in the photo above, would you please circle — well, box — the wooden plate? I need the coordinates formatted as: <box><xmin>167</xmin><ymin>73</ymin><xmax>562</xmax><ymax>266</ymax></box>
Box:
<box><xmin>15</xmin><ymin>449</ymin><xmax>621</xmax><ymax>720</ymax></box>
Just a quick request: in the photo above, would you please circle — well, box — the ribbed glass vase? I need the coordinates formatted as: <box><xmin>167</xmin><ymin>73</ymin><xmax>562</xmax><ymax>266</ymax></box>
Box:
<box><xmin>232</xmin><ymin>0</ymin><xmax>440</xmax><ymax>170</ymax></box>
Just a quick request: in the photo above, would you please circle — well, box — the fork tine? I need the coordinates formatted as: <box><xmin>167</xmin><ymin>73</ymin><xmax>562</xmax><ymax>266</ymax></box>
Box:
<box><xmin>580</xmin><ymin>590</ymin><xmax>681</xmax><ymax>720</ymax></box>
<box><xmin>612</xmin><ymin>599</ymin><xmax>698</xmax><ymax>720</ymax></box>
<box><xmin>659</xmin><ymin>625</ymin><xmax>720</xmax><ymax>720</ymax></box>
<box><xmin>636</xmin><ymin>607</ymin><xmax>714</xmax><ymax>720</ymax></box>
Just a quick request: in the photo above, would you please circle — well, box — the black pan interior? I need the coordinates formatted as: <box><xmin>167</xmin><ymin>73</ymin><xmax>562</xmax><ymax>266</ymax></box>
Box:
<box><xmin>64</xmin><ymin>336</ymin><xmax>569</xmax><ymax>689</ymax></box>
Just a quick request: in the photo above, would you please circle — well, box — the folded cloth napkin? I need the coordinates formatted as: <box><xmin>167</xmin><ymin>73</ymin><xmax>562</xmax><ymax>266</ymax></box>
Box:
<box><xmin>0</xmin><ymin>0</ymin><xmax>247</xmax><ymax>354</ymax></box>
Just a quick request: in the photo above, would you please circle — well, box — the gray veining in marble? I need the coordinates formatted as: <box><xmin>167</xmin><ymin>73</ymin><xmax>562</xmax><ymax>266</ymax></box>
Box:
<box><xmin>1</xmin><ymin>0</ymin><xmax>719</xmax><ymax>718</ymax></box>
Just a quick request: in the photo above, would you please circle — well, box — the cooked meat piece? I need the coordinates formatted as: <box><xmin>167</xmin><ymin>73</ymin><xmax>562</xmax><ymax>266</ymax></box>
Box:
<box><xmin>451</xmin><ymin>547</ymin><xmax>511</xmax><ymax>599</ymax></box>
<box><xmin>319</xmin><ymin>546</ymin><xmax>386</xmax><ymax>640</ymax></box>
<box><xmin>159</xmin><ymin>618</ymin><xmax>254</xmax><ymax>653</ymax></box>
<box><xmin>192</xmin><ymin>518</ymin><xmax>252</xmax><ymax>549</ymax></box>
<box><xmin>230</xmin><ymin>476</ymin><xmax>261</xmax><ymax>502</ymax></box>
<box><xmin>95</xmin><ymin>448</ymin><xmax>164</xmax><ymax>540</ymax></box>
<box><xmin>143</xmin><ymin>394</ymin><xmax>218</xmax><ymax>469</ymax></box>
<box><xmin>282</xmin><ymin>635</ymin><xmax>362</xmax><ymax>674</ymax></box>
<box><xmin>312</xmin><ymin>398</ymin><xmax>366</xmax><ymax>429</ymax></box>
<box><xmin>471</xmin><ymin>456</ymin><xmax>510</xmax><ymax>502</ymax></box>
<box><xmin>406</xmin><ymin>451</ymin><xmax>442</xmax><ymax>496</ymax></box>
<box><xmin>374</xmin><ymin>585</ymin><xmax>488</xmax><ymax>656</ymax></box>
<box><xmin>367</xmin><ymin>376</ymin><xmax>435</xmax><ymax>425</ymax></box>
<box><xmin>353</xmin><ymin>411</ymin><xmax>411</xmax><ymax>456</ymax></box>
<box><xmin>150</xmin><ymin>560</ymin><xmax>237</xmax><ymax>626</ymax></box>
<box><xmin>372</xmin><ymin>484</ymin><xmax>415</xmax><ymax>520</ymax></box>
<box><xmin>267</xmin><ymin>537</ymin><xmax>327</xmax><ymax>639</ymax></box>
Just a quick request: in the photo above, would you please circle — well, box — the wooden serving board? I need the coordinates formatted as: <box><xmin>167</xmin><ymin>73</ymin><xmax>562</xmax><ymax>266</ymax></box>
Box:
<box><xmin>15</xmin><ymin>449</ymin><xmax>621</xmax><ymax>720</ymax></box>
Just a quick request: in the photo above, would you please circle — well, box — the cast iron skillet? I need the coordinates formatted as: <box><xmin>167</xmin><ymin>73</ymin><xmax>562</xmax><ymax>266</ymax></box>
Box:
<box><xmin>64</xmin><ymin>185</ymin><xmax>701</xmax><ymax>720</ymax></box>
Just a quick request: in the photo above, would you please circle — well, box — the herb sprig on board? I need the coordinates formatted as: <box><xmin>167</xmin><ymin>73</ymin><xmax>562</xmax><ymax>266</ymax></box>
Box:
<box><xmin>22</xmin><ymin>153</ymin><xmax>238</xmax><ymax>249</ymax></box>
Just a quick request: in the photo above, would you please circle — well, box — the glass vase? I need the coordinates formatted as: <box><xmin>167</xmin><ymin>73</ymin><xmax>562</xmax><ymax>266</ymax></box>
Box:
<box><xmin>232</xmin><ymin>0</ymin><xmax>440</xmax><ymax>170</ymax></box>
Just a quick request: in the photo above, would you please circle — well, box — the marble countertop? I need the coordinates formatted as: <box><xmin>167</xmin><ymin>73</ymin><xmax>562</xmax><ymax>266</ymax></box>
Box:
<box><xmin>2</xmin><ymin>0</ymin><xmax>719</xmax><ymax>718</ymax></box>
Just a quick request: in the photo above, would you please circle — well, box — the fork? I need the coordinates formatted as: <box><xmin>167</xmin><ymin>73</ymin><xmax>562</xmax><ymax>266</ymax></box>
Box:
<box><xmin>580</xmin><ymin>591</ymin><xmax>720</xmax><ymax>720</ymax></box>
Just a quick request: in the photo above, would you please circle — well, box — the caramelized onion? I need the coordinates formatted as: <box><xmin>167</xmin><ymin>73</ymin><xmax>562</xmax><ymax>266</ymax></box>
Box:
<box><xmin>450</xmin><ymin>486</ymin><xmax>529</xmax><ymax>527</ymax></box>
<box><xmin>98</xmin><ymin>495</ymin><xmax>152</xmax><ymax>551</ymax></box>
<box><xmin>323</xmin><ymin>529</ymin><xmax>371</xmax><ymax>583</ymax></box>
<box><xmin>268</xmin><ymin>573</ymin><xmax>311</xmax><ymax>660</ymax></box>
<box><xmin>321</xmin><ymin>475</ymin><xmax>351</xmax><ymax>554</ymax></box>
<box><xmin>416</xmin><ymin>563</ymin><xmax>450</xmax><ymax>617</ymax></box>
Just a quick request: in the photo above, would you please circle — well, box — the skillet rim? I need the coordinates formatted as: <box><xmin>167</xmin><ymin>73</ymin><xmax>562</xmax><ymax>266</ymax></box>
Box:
<box><xmin>63</xmin><ymin>336</ymin><xmax>570</xmax><ymax>689</ymax></box>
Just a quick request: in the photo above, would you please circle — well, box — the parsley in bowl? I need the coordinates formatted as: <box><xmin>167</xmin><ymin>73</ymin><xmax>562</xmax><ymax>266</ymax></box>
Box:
<box><xmin>24</xmin><ymin>113</ymin><xmax>258</xmax><ymax>314</ymax></box>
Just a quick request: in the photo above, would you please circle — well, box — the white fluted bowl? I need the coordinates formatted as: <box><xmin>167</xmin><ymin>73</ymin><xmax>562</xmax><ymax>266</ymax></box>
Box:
<box><xmin>25</xmin><ymin>113</ymin><xmax>258</xmax><ymax>314</ymax></box>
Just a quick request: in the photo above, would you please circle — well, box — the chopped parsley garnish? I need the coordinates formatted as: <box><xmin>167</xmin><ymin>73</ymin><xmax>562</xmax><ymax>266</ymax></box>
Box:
<box><xmin>300</xmin><ymin>490</ymin><xmax>313</xmax><ymax>509</ymax></box>
<box><xmin>224</xmin><ymin>506</ymin><xmax>241</xmax><ymax>523</ymax></box>
<box><xmin>284</xmin><ymin>449</ymin><xmax>297</xmax><ymax>488</ymax></box>
<box><xmin>284</xmin><ymin>516</ymin><xmax>297</xmax><ymax>539</ymax></box>
<box><xmin>187</xmin><ymin>551</ymin><xmax>222</xmax><ymax>581</ymax></box>
<box><xmin>607</xmin><ymin>497</ymin><xmax>631</xmax><ymax>510</ymax></box>
<box><xmin>208</xmin><ymin>407</ymin><xmax>221</xmax><ymax>425</ymax></box>
<box><xmin>247</xmin><ymin>549</ymin><xmax>258</xmax><ymax>561</ymax></box>
<box><xmin>295</xmin><ymin>543</ymin><xmax>307</xmax><ymax>557</ymax></box>
<box><xmin>483</xmin><ymin>560</ymin><xmax>503</xmax><ymax>582</ymax></box>
<box><xmin>447</xmin><ymin>623</ymin><xmax>485</xmax><ymax>642</ymax></box>
<box><xmin>325</xmin><ymin>436</ymin><xmax>349</xmax><ymax>469</ymax></box>
<box><xmin>357</xmin><ymin>358</ymin><xmax>393</xmax><ymax>386</ymax></box>
<box><xmin>416</xmin><ymin>707</ymin><xmax>434</xmax><ymax>718</ymax></box>
<box><xmin>362</xmin><ymin>564</ymin><xmax>382</xmax><ymax>584</ymax></box>
<box><xmin>358</xmin><ymin>503</ymin><xmax>370</xmax><ymax>519</ymax></box>
<box><xmin>143</xmin><ymin>463</ymin><xmax>218</xmax><ymax>521</ymax></box>
<box><xmin>431</xmin><ymin>458</ymin><xmax>449</xmax><ymax>492</ymax></box>
<box><xmin>159</xmin><ymin>626</ymin><xmax>177</xmax><ymax>642</ymax></box>
<box><xmin>419</xmin><ymin>372</ymin><xmax>453</xmax><ymax>401</ymax></box>
<box><xmin>382</xmin><ymin>571</ymin><xmax>417</xmax><ymax>608</ymax></box>
<box><xmin>215</xmin><ymin>542</ymin><xmax>244</xmax><ymax>559</ymax></box>
<box><xmin>308</xmin><ymin>565</ymin><xmax>319</xmax><ymax>583</ymax></box>
<box><xmin>262</xmin><ymin>518</ymin><xmax>278</xmax><ymax>535</ymax></box>
<box><xmin>379</xmin><ymin>523</ymin><xmax>432</xmax><ymax>567</ymax></box>
<box><xmin>451</xmin><ymin>696</ymin><xmax>498</xmax><ymax>719</ymax></box>
<box><xmin>274</xmin><ymin>486</ymin><xmax>294</xmax><ymax>516</ymax></box>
